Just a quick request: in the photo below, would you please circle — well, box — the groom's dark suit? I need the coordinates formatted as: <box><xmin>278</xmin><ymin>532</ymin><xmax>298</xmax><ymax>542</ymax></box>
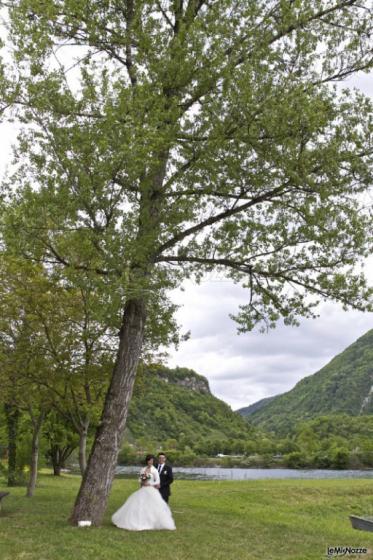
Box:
<box><xmin>157</xmin><ymin>462</ymin><xmax>174</xmax><ymax>503</ymax></box>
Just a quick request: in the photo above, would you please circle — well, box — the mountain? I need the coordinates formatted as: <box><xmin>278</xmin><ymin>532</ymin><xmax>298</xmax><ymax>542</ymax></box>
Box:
<box><xmin>126</xmin><ymin>364</ymin><xmax>257</xmax><ymax>445</ymax></box>
<box><xmin>243</xmin><ymin>329</ymin><xmax>373</xmax><ymax>434</ymax></box>
<box><xmin>237</xmin><ymin>396</ymin><xmax>277</xmax><ymax>417</ymax></box>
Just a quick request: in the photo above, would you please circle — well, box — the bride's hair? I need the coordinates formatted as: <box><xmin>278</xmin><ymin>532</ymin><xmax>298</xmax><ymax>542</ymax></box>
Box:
<box><xmin>145</xmin><ymin>454</ymin><xmax>155</xmax><ymax>463</ymax></box>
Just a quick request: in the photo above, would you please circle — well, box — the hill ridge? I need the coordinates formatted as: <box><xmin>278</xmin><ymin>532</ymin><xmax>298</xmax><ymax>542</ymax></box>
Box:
<box><xmin>240</xmin><ymin>328</ymin><xmax>373</xmax><ymax>433</ymax></box>
<box><xmin>126</xmin><ymin>364</ymin><xmax>257</xmax><ymax>446</ymax></box>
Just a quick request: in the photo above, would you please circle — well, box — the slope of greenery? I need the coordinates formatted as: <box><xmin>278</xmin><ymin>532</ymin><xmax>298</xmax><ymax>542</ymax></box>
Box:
<box><xmin>275</xmin><ymin>414</ymin><xmax>373</xmax><ymax>469</ymax></box>
<box><xmin>247</xmin><ymin>329</ymin><xmax>373</xmax><ymax>433</ymax></box>
<box><xmin>126</xmin><ymin>364</ymin><xmax>257</xmax><ymax>449</ymax></box>
<box><xmin>237</xmin><ymin>396</ymin><xmax>277</xmax><ymax>416</ymax></box>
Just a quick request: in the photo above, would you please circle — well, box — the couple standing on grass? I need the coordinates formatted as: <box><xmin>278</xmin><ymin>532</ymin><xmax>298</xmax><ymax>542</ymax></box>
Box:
<box><xmin>112</xmin><ymin>452</ymin><xmax>176</xmax><ymax>531</ymax></box>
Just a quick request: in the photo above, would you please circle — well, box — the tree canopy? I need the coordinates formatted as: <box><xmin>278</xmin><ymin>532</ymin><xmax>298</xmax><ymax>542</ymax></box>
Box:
<box><xmin>2</xmin><ymin>0</ymin><xmax>372</xmax><ymax>329</ymax></box>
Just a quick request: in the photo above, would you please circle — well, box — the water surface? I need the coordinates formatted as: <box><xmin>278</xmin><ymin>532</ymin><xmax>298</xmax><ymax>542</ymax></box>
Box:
<box><xmin>115</xmin><ymin>466</ymin><xmax>373</xmax><ymax>480</ymax></box>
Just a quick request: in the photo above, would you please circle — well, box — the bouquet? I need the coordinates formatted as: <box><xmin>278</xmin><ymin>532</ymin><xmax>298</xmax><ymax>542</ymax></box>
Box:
<box><xmin>140</xmin><ymin>471</ymin><xmax>151</xmax><ymax>485</ymax></box>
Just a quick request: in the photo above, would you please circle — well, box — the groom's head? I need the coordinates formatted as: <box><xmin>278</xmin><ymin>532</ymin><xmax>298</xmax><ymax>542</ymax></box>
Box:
<box><xmin>158</xmin><ymin>453</ymin><xmax>166</xmax><ymax>464</ymax></box>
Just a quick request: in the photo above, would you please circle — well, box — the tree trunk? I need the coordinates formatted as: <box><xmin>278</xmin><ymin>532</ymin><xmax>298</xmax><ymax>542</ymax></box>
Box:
<box><xmin>78</xmin><ymin>421</ymin><xmax>89</xmax><ymax>475</ymax></box>
<box><xmin>70</xmin><ymin>297</ymin><xmax>146</xmax><ymax>525</ymax></box>
<box><xmin>49</xmin><ymin>443</ymin><xmax>76</xmax><ymax>475</ymax></box>
<box><xmin>49</xmin><ymin>445</ymin><xmax>62</xmax><ymax>476</ymax></box>
<box><xmin>26</xmin><ymin>411</ymin><xmax>45</xmax><ymax>497</ymax></box>
<box><xmin>53</xmin><ymin>462</ymin><xmax>62</xmax><ymax>476</ymax></box>
<box><xmin>4</xmin><ymin>403</ymin><xmax>20</xmax><ymax>487</ymax></box>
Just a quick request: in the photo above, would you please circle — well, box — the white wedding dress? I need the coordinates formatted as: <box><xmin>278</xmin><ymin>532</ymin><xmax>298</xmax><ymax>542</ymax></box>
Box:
<box><xmin>112</xmin><ymin>465</ymin><xmax>176</xmax><ymax>531</ymax></box>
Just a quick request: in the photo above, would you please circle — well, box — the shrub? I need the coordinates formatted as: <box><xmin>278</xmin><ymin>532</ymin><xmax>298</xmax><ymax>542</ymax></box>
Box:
<box><xmin>283</xmin><ymin>451</ymin><xmax>310</xmax><ymax>469</ymax></box>
<box><xmin>330</xmin><ymin>448</ymin><xmax>349</xmax><ymax>469</ymax></box>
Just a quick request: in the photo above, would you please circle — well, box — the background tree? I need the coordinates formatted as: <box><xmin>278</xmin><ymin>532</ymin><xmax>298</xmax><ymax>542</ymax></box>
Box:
<box><xmin>0</xmin><ymin>251</ymin><xmax>116</xmax><ymax>475</ymax></box>
<box><xmin>43</xmin><ymin>412</ymin><xmax>79</xmax><ymax>476</ymax></box>
<box><xmin>0</xmin><ymin>268</ymin><xmax>29</xmax><ymax>487</ymax></box>
<box><xmin>0</xmin><ymin>255</ymin><xmax>54</xmax><ymax>492</ymax></box>
<box><xmin>27</xmin><ymin>283</ymin><xmax>116</xmax><ymax>474</ymax></box>
<box><xmin>0</xmin><ymin>0</ymin><xmax>372</xmax><ymax>524</ymax></box>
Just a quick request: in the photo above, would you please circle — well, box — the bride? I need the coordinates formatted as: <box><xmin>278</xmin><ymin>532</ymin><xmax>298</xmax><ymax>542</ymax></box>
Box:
<box><xmin>112</xmin><ymin>454</ymin><xmax>176</xmax><ymax>531</ymax></box>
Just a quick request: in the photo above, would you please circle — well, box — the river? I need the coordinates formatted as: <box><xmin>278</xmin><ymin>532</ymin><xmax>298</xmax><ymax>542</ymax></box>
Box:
<box><xmin>115</xmin><ymin>466</ymin><xmax>373</xmax><ymax>480</ymax></box>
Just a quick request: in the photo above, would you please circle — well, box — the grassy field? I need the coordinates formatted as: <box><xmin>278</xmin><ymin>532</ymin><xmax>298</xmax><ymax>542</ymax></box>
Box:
<box><xmin>1</xmin><ymin>473</ymin><xmax>373</xmax><ymax>560</ymax></box>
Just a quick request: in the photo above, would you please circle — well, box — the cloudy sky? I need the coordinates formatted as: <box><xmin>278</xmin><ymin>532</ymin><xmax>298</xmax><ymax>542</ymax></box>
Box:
<box><xmin>166</xmin><ymin>278</ymin><xmax>373</xmax><ymax>410</ymax></box>
<box><xmin>0</xmin><ymin>37</ymin><xmax>372</xmax><ymax>412</ymax></box>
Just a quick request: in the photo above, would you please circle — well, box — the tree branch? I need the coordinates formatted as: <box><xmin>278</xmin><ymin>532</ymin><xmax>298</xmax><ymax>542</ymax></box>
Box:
<box><xmin>180</xmin><ymin>0</ymin><xmax>361</xmax><ymax>111</ymax></box>
<box><xmin>155</xmin><ymin>255</ymin><xmax>253</xmax><ymax>274</ymax></box>
<box><xmin>43</xmin><ymin>241</ymin><xmax>111</xmax><ymax>276</ymax></box>
<box><xmin>124</xmin><ymin>0</ymin><xmax>138</xmax><ymax>86</ymax></box>
<box><xmin>185</xmin><ymin>0</ymin><xmax>207</xmax><ymax>21</ymax></box>
<box><xmin>172</xmin><ymin>0</ymin><xmax>184</xmax><ymax>33</ymax></box>
<box><xmin>156</xmin><ymin>0</ymin><xmax>174</xmax><ymax>30</ymax></box>
<box><xmin>156</xmin><ymin>183</ymin><xmax>290</xmax><ymax>255</ymax></box>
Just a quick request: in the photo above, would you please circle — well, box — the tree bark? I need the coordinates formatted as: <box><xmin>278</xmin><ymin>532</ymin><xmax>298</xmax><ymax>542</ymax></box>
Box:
<box><xmin>70</xmin><ymin>296</ymin><xmax>147</xmax><ymax>525</ymax></box>
<box><xmin>78</xmin><ymin>421</ymin><xmax>89</xmax><ymax>475</ymax></box>
<box><xmin>4</xmin><ymin>403</ymin><xmax>20</xmax><ymax>487</ymax></box>
<box><xmin>26</xmin><ymin>410</ymin><xmax>45</xmax><ymax>497</ymax></box>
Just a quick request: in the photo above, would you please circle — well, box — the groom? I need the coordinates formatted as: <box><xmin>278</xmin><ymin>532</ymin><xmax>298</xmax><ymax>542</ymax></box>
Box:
<box><xmin>156</xmin><ymin>452</ymin><xmax>173</xmax><ymax>503</ymax></box>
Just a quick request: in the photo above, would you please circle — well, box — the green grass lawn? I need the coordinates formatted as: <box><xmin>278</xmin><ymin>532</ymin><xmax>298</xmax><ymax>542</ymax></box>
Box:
<box><xmin>1</xmin><ymin>473</ymin><xmax>373</xmax><ymax>560</ymax></box>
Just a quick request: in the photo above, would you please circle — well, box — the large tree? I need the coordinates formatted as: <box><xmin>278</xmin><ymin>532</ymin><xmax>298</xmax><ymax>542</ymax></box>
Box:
<box><xmin>0</xmin><ymin>0</ymin><xmax>372</xmax><ymax>524</ymax></box>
